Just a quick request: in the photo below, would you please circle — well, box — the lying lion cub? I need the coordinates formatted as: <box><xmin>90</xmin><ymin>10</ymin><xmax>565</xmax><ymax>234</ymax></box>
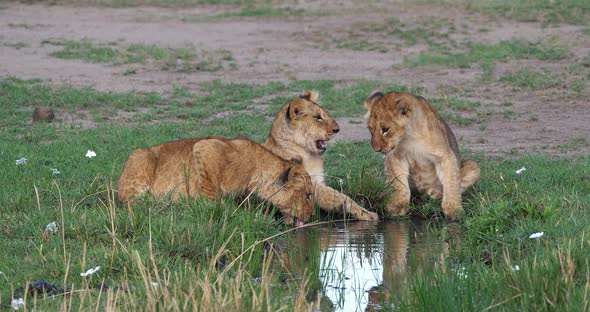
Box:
<box><xmin>117</xmin><ymin>137</ymin><xmax>314</xmax><ymax>226</ymax></box>
<box><xmin>364</xmin><ymin>91</ymin><xmax>480</xmax><ymax>219</ymax></box>
<box><xmin>263</xmin><ymin>91</ymin><xmax>379</xmax><ymax>221</ymax></box>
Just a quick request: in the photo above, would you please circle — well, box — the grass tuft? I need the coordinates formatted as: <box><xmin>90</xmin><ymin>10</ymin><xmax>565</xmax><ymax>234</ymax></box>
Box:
<box><xmin>46</xmin><ymin>40</ymin><xmax>234</xmax><ymax>72</ymax></box>
<box><xmin>211</xmin><ymin>7</ymin><xmax>306</xmax><ymax>19</ymax></box>
<box><xmin>406</xmin><ymin>39</ymin><xmax>572</xmax><ymax>77</ymax></box>
<box><xmin>462</xmin><ymin>0</ymin><xmax>590</xmax><ymax>25</ymax></box>
<box><xmin>500</xmin><ymin>68</ymin><xmax>562</xmax><ymax>90</ymax></box>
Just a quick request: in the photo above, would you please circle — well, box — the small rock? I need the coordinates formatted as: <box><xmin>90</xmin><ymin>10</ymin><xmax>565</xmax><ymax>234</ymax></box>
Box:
<box><xmin>32</xmin><ymin>108</ymin><xmax>55</xmax><ymax>123</ymax></box>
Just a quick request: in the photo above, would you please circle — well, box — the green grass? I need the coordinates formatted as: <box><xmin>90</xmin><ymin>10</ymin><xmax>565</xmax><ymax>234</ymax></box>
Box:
<box><xmin>387</xmin><ymin>19</ymin><xmax>455</xmax><ymax>49</ymax></box>
<box><xmin>557</xmin><ymin>137</ymin><xmax>588</xmax><ymax>151</ymax></box>
<box><xmin>335</xmin><ymin>39</ymin><xmax>389</xmax><ymax>53</ymax></box>
<box><xmin>460</xmin><ymin>0</ymin><xmax>590</xmax><ymax>25</ymax></box>
<box><xmin>336</xmin><ymin>17</ymin><xmax>456</xmax><ymax>53</ymax></box>
<box><xmin>360</xmin><ymin>17</ymin><xmax>454</xmax><ymax>45</ymax></box>
<box><xmin>2</xmin><ymin>78</ymin><xmax>415</xmax><ymax>123</ymax></box>
<box><xmin>0</xmin><ymin>77</ymin><xmax>502</xmax><ymax>137</ymax></box>
<box><xmin>211</xmin><ymin>7</ymin><xmax>306</xmax><ymax>19</ymax></box>
<box><xmin>3</xmin><ymin>42</ymin><xmax>29</xmax><ymax>49</ymax></box>
<box><xmin>430</xmin><ymin>97</ymin><xmax>482</xmax><ymax>126</ymax></box>
<box><xmin>500</xmin><ymin>68</ymin><xmax>562</xmax><ymax>90</ymax></box>
<box><xmin>406</xmin><ymin>39</ymin><xmax>572</xmax><ymax>77</ymax></box>
<box><xmin>1</xmin><ymin>78</ymin><xmax>589</xmax><ymax>310</ymax></box>
<box><xmin>570</xmin><ymin>78</ymin><xmax>586</xmax><ymax>95</ymax></box>
<box><xmin>389</xmin><ymin>25</ymin><xmax>451</xmax><ymax>46</ymax></box>
<box><xmin>46</xmin><ymin>40</ymin><xmax>233</xmax><ymax>72</ymax></box>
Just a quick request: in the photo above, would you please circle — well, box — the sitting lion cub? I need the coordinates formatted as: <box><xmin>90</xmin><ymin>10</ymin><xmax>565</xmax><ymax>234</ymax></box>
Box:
<box><xmin>364</xmin><ymin>91</ymin><xmax>480</xmax><ymax>219</ymax></box>
<box><xmin>117</xmin><ymin>137</ymin><xmax>314</xmax><ymax>226</ymax></box>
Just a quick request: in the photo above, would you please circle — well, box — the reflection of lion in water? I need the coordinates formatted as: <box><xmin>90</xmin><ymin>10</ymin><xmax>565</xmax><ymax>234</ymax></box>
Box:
<box><xmin>263</xmin><ymin>90</ymin><xmax>378</xmax><ymax>221</ymax></box>
<box><xmin>364</xmin><ymin>91</ymin><xmax>480</xmax><ymax>219</ymax></box>
<box><xmin>117</xmin><ymin>137</ymin><xmax>314</xmax><ymax>225</ymax></box>
<box><xmin>281</xmin><ymin>220</ymin><xmax>461</xmax><ymax>311</ymax></box>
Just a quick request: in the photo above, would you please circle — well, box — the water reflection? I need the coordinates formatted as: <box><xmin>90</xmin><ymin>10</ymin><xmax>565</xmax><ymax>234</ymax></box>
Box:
<box><xmin>286</xmin><ymin>219</ymin><xmax>462</xmax><ymax>312</ymax></box>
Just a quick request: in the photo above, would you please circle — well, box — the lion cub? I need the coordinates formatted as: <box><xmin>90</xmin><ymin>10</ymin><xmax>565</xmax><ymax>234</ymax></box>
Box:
<box><xmin>263</xmin><ymin>90</ymin><xmax>379</xmax><ymax>221</ymax></box>
<box><xmin>364</xmin><ymin>91</ymin><xmax>480</xmax><ymax>219</ymax></box>
<box><xmin>117</xmin><ymin>137</ymin><xmax>314</xmax><ymax>226</ymax></box>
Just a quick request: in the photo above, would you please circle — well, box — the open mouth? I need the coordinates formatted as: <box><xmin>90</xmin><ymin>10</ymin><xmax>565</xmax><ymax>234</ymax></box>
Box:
<box><xmin>296</xmin><ymin>219</ymin><xmax>305</xmax><ymax>227</ymax></box>
<box><xmin>287</xmin><ymin>216</ymin><xmax>306</xmax><ymax>228</ymax></box>
<box><xmin>315</xmin><ymin>140</ymin><xmax>327</xmax><ymax>152</ymax></box>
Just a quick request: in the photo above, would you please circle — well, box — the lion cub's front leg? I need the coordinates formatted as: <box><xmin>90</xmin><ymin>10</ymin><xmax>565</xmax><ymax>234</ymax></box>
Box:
<box><xmin>384</xmin><ymin>156</ymin><xmax>411</xmax><ymax>217</ymax></box>
<box><xmin>316</xmin><ymin>184</ymin><xmax>379</xmax><ymax>221</ymax></box>
<box><xmin>436</xmin><ymin>157</ymin><xmax>463</xmax><ymax>219</ymax></box>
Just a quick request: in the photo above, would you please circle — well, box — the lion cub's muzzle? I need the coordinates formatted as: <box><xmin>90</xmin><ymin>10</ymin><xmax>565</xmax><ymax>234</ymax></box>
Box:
<box><xmin>294</xmin><ymin>218</ymin><xmax>305</xmax><ymax>228</ymax></box>
<box><xmin>316</xmin><ymin>140</ymin><xmax>328</xmax><ymax>153</ymax></box>
<box><xmin>372</xmin><ymin>144</ymin><xmax>395</xmax><ymax>154</ymax></box>
<box><xmin>315</xmin><ymin>124</ymin><xmax>340</xmax><ymax>154</ymax></box>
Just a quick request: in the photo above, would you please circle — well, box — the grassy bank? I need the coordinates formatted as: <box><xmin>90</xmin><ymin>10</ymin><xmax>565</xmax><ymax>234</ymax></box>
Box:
<box><xmin>1</xmin><ymin>78</ymin><xmax>589</xmax><ymax>310</ymax></box>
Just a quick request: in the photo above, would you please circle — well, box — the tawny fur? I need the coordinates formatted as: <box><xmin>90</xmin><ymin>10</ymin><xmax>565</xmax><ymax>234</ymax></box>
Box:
<box><xmin>263</xmin><ymin>90</ymin><xmax>379</xmax><ymax>221</ymax></box>
<box><xmin>117</xmin><ymin>137</ymin><xmax>314</xmax><ymax>224</ymax></box>
<box><xmin>364</xmin><ymin>91</ymin><xmax>480</xmax><ymax>219</ymax></box>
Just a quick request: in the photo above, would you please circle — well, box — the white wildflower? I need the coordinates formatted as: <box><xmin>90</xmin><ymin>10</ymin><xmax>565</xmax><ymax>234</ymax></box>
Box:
<box><xmin>456</xmin><ymin>266</ymin><xmax>468</xmax><ymax>279</ymax></box>
<box><xmin>80</xmin><ymin>266</ymin><xmax>101</xmax><ymax>277</ymax></box>
<box><xmin>529</xmin><ymin>232</ymin><xmax>544</xmax><ymax>239</ymax></box>
<box><xmin>16</xmin><ymin>158</ymin><xmax>28</xmax><ymax>166</ymax></box>
<box><xmin>150</xmin><ymin>281</ymin><xmax>159</xmax><ymax>287</ymax></box>
<box><xmin>45</xmin><ymin>222</ymin><xmax>58</xmax><ymax>234</ymax></box>
<box><xmin>11</xmin><ymin>298</ymin><xmax>24</xmax><ymax>310</ymax></box>
<box><xmin>515</xmin><ymin>167</ymin><xmax>526</xmax><ymax>174</ymax></box>
<box><xmin>51</xmin><ymin>168</ymin><xmax>60</xmax><ymax>175</ymax></box>
<box><xmin>85</xmin><ymin>150</ymin><xmax>97</xmax><ymax>158</ymax></box>
<box><xmin>512</xmin><ymin>265</ymin><xmax>520</xmax><ymax>272</ymax></box>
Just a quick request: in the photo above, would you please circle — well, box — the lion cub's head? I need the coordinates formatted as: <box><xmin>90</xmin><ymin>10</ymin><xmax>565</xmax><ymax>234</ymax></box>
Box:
<box><xmin>364</xmin><ymin>91</ymin><xmax>414</xmax><ymax>154</ymax></box>
<box><xmin>274</xmin><ymin>159</ymin><xmax>314</xmax><ymax>226</ymax></box>
<box><xmin>271</xmin><ymin>90</ymin><xmax>340</xmax><ymax>155</ymax></box>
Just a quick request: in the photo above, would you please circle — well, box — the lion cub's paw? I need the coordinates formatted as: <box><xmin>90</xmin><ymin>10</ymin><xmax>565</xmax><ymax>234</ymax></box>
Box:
<box><xmin>356</xmin><ymin>210</ymin><xmax>379</xmax><ymax>221</ymax></box>
<box><xmin>442</xmin><ymin>201</ymin><xmax>463</xmax><ymax>220</ymax></box>
<box><xmin>349</xmin><ymin>203</ymin><xmax>379</xmax><ymax>221</ymax></box>
<box><xmin>426</xmin><ymin>187</ymin><xmax>443</xmax><ymax>200</ymax></box>
<box><xmin>386</xmin><ymin>202</ymin><xmax>409</xmax><ymax>218</ymax></box>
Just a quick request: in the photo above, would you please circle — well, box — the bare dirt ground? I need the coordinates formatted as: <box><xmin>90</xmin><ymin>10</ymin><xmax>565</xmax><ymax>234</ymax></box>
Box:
<box><xmin>1</xmin><ymin>2</ymin><xmax>588</xmax><ymax>156</ymax></box>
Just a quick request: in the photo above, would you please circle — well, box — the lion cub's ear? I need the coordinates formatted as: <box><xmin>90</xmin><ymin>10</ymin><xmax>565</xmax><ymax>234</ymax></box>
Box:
<box><xmin>300</xmin><ymin>90</ymin><xmax>319</xmax><ymax>103</ymax></box>
<box><xmin>287</xmin><ymin>101</ymin><xmax>305</xmax><ymax>121</ymax></box>
<box><xmin>278</xmin><ymin>166</ymin><xmax>293</xmax><ymax>186</ymax></box>
<box><xmin>400</xmin><ymin>103</ymin><xmax>411</xmax><ymax>116</ymax></box>
<box><xmin>289</xmin><ymin>157</ymin><xmax>303</xmax><ymax>166</ymax></box>
<box><xmin>364</xmin><ymin>90</ymin><xmax>384</xmax><ymax>118</ymax></box>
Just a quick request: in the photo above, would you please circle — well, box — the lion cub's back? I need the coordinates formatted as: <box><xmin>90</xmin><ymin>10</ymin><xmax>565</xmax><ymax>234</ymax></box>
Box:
<box><xmin>194</xmin><ymin>137</ymin><xmax>289</xmax><ymax>195</ymax></box>
<box><xmin>209</xmin><ymin>137</ymin><xmax>286</xmax><ymax>181</ymax></box>
<box><xmin>149</xmin><ymin>138</ymin><xmax>202</xmax><ymax>196</ymax></box>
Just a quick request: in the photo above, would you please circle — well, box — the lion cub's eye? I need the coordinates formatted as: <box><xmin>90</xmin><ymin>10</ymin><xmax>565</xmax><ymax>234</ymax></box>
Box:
<box><xmin>381</xmin><ymin>127</ymin><xmax>390</xmax><ymax>135</ymax></box>
<box><xmin>306</xmin><ymin>193</ymin><xmax>312</xmax><ymax>202</ymax></box>
<box><xmin>315</xmin><ymin>115</ymin><xmax>323</xmax><ymax>121</ymax></box>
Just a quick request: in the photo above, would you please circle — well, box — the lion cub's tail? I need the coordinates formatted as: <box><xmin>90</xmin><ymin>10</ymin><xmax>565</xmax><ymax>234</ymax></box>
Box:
<box><xmin>460</xmin><ymin>160</ymin><xmax>480</xmax><ymax>193</ymax></box>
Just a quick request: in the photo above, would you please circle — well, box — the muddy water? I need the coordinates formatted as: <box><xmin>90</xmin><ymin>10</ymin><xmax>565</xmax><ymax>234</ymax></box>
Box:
<box><xmin>287</xmin><ymin>219</ymin><xmax>462</xmax><ymax>312</ymax></box>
